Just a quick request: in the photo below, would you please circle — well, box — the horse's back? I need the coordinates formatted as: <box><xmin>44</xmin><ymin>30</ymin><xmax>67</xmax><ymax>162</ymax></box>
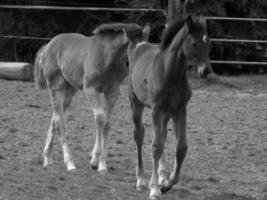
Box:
<box><xmin>129</xmin><ymin>42</ymin><xmax>159</xmax><ymax>105</ymax></box>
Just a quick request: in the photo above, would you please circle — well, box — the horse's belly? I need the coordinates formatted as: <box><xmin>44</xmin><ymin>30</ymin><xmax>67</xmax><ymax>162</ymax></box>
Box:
<box><xmin>131</xmin><ymin>66</ymin><xmax>151</xmax><ymax>106</ymax></box>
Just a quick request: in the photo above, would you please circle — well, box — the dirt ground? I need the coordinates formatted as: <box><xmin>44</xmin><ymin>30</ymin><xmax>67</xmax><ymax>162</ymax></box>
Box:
<box><xmin>0</xmin><ymin>73</ymin><xmax>266</xmax><ymax>200</ymax></box>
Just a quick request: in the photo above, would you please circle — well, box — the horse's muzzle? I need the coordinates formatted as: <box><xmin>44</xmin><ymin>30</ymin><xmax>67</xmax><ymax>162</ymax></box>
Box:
<box><xmin>197</xmin><ymin>65</ymin><xmax>212</xmax><ymax>79</ymax></box>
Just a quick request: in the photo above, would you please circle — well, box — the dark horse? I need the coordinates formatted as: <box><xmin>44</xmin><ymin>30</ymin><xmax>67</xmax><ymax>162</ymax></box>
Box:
<box><xmin>128</xmin><ymin>16</ymin><xmax>212</xmax><ymax>199</ymax></box>
<box><xmin>34</xmin><ymin>23</ymin><xmax>143</xmax><ymax>172</ymax></box>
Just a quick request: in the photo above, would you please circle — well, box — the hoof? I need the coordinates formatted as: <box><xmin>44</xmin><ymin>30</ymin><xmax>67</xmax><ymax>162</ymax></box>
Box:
<box><xmin>98</xmin><ymin>161</ymin><xmax>107</xmax><ymax>175</ymax></box>
<box><xmin>158</xmin><ymin>178</ymin><xmax>168</xmax><ymax>187</ymax></box>
<box><xmin>160</xmin><ymin>185</ymin><xmax>172</xmax><ymax>194</ymax></box>
<box><xmin>66</xmin><ymin>161</ymin><xmax>77</xmax><ymax>171</ymax></box>
<box><xmin>149</xmin><ymin>187</ymin><xmax>161</xmax><ymax>200</ymax></box>
<box><xmin>99</xmin><ymin>168</ymin><xmax>108</xmax><ymax>175</ymax></box>
<box><xmin>158</xmin><ymin>171</ymin><xmax>168</xmax><ymax>186</ymax></box>
<box><xmin>43</xmin><ymin>163</ymin><xmax>52</xmax><ymax>170</ymax></box>
<box><xmin>91</xmin><ymin>164</ymin><xmax>98</xmax><ymax>171</ymax></box>
<box><xmin>43</xmin><ymin>157</ymin><xmax>53</xmax><ymax>168</ymax></box>
<box><xmin>136</xmin><ymin>185</ymin><xmax>146</xmax><ymax>192</ymax></box>
<box><xmin>150</xmin><ymin>195</ymin><xmax>160</xmax><ymax>200</ymax></box>
<box><xmin>136</xmin><ymin>178</ymin><xmax>146</xmax><ymax>192</ymax></box>
<box><xmin>43</xmin><ymin>162</ymin><xmax>52</xmax><ymax>168</ymax></box>
<box><xmin>67</xmin><ymin>165</ymin><xmax>77</xmax><ymax>171</ymax></box>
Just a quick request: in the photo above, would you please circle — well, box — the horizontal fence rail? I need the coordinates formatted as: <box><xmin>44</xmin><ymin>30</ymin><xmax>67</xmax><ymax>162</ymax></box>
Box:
<box><xmin>210</xmin><ymin>38</ymin><xmax>267</xmax><ymax>44</ymax></box>
<box><xmin>0</xmin><ymin>5</ymin><xmax>164</xmax><ymax>12</ymax></box>
<box><xmin>2</xmin><ymin>36</ymin><xmax>267</xmax><ymax>44</ymax></box>
<box><xmin>211</xmin><ymin>60</ymin><xmax>267</xmax><ymax>65</ymax></box>
<box><xmin>0</xmin><ymin>35</ymin><xmax>51</xmax><ymax>40</ymax></box>
<box><xmin>205</xmin><ymin>16</ymin><xmax>267</xmax><ymax>22</ymax></box>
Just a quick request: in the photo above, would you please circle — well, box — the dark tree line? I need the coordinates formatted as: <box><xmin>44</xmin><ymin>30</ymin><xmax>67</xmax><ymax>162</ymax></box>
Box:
<box><xmin>0</xmin><ymin>0</ymin><xmax>267</xmax><ymax>74</ymax></box>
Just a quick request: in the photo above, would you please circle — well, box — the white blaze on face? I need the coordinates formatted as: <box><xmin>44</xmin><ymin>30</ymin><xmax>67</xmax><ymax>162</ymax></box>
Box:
<box><xmin>203</xmin><ymin>34</ymin><xmax>208</xmax><ymax>43</ymax></box>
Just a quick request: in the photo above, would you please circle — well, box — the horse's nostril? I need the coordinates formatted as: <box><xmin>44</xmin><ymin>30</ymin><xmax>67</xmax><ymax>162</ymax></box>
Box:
<box><xmin>203</xmin><ymin>69</ymin><xmax>208</xmax><ymax>76</ymax></box>
<box><xmin>203</xmin><ymin>68</ymin><xmax>211</xmax><ymax>77</ymax></box>
<box><xmin>199</xmin><ymin>68</ymin><xmax>210</xmax><ymax>79</ymax></box>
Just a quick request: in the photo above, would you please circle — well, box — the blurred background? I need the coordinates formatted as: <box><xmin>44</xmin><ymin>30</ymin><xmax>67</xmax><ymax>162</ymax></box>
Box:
<box><xmin>0</xmin><ymin>0</ymin><xmax>267</xmax><ymax>74</ymax></box>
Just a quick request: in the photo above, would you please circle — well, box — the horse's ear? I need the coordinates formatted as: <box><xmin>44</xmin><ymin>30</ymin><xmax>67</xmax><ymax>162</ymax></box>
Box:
<box><xmin>124</xmin><ymin>23</ymin><xmax>143</xmax><ymax>42</ymax></box>
<box><xmin>185</xmin><ymin>15</ymin><xmax>194</xmax><ymax>32</ymax></box>
<box><xmin>142</xmin><ymin>23</ymin><xmax>151</xmax><ymax>42</ymax></box>
<box><xmin>122</xmin><ymin>28</ymin><xmax>129</xmax><ymax>44</ymax></box>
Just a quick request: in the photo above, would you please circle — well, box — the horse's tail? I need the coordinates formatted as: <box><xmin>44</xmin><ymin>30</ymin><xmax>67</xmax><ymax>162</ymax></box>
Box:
<box><xmin>34</xmin><ymin>44</ymin><xmax>47</xmax><ymax>89</ymax></box>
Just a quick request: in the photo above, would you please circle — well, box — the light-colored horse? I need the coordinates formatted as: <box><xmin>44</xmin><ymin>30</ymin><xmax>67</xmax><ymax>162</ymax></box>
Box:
<box><xmin>128</xmin><ymin>16</ymin><xmax>212</xmax><ymax>199</ymax></box>
<box><xmin>34</xmin><ymin>23</ymin><xmax>143</xmax><ymax>172</ymax></box>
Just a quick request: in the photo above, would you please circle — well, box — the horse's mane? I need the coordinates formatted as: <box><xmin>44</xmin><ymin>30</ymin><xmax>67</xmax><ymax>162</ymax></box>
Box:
<box><xmin>93</xmin><ymin>23</ymin><xmax>143</xmax><ymax>43</ymax></box>
<box><xmin>93</xmin><ymin>23</ymin><xmax>127</xmax><ymax>35</ymax></box>
<box><xmin>161</xmin><ymin>17</ymin><xmax>186</xmax><ymax>50</ymax></box>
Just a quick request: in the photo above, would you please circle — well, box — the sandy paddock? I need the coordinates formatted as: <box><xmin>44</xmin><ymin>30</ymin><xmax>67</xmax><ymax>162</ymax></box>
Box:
<box><xmin>0</xmin><ymin>74</ymin><xmax>266</xmax><ymax>200</ymax></box>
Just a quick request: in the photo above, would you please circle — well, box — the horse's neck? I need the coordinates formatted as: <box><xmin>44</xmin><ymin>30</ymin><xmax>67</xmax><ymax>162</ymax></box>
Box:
<box><xmin>163</xmin><ymin>49</ymin><xmax>188</xmax><ymax>88</ymax></box>
<box><xmin>103</xmin><ymin>37</ymin><xmax>128</xmax><ymax>65</ymax></box>
<box><xmin>158</xmin><ymin>26</ymin><xmax>188</xmax><ymax>89</ymax></box>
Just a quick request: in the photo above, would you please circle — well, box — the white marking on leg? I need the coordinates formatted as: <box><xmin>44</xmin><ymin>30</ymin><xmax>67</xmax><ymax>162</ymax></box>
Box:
<box><xmin>43</xmin><ymin>119</ymin><xmax>55</xmax><ymax>167</ymax></box>
<box><xmin>98</xmin><ymin>150</ymin><xmax>107</xmax><ymax>174</ymax></box>
<box><xmin>136</xmin><ymin>176</ymin><xmax>146</xmax><ymax>191</ymax></box>
<box><xmin>90</xmin><ymin>132</ymin><xmax>101</xmax><ymax>169</ymax></box>
<box><xmin>149</xmin><ymin>160</ymin><xmax>161</xmax><ymax>199</ymax></box>
<box><xmin>158</xmin><ymin>153</ymin><xmax>168</xmax><ymax>186</ymax></box>
<box><xmin>98</xmin><ymin>89</ymin><xmax>119</xmax><ymax>173</ymax></box>
<box><xmin>96</xmin><ymin>109</ymin><xmax>107</xmax><ymax>173</ymax></box>
<box><xmin>62</xmin><ymin>144</ymin><xmax>76</xmax><ymax>171</ymax></box>
<box><xmin>91</xmin><ymin>107</ymin><xmax>106</xmax><ymax>171</ymax></box>
<box><xmin>149</xmin><ymin>186</ymin><xmax>161</xmax><ymax>200</ymax></box>
<box><xmin>54</xmin><ymin>112</ymin><xmax>76</xmax><ymax>171</ymax></box>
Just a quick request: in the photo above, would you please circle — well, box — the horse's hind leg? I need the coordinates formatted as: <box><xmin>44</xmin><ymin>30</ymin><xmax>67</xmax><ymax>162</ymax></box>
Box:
<box><xmin>43</xmin><ymin>116</ymin><xmax>55</xmax><ymax>167</ymax></box>
<box><xmin>43</xmin><ymin>79</ymin><xmax>76</xmax><ymax>171</ymax></box>
<box><xmin>84</xmin><ymin>86</ymin><xmax>119</xmax><ymax>173</ymax></box>
<box><xmin>129</xmin><ymin>91</ymin><xmax>145</xmax><ymax>191</ymax></box>
<box><xmin>161</xmin><ymin>106</ymin><xmax>187</xmax><ymax>193</ymax></box>
<box><xmin>100</xmin><ymin>87</ymin><xmax>119</xmax><ymax>172</ymax></box>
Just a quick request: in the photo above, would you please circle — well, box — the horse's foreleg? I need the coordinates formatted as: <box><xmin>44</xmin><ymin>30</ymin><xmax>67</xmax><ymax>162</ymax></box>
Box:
<box><xmin>84</xmin><ymin>87</ymin><xmax>105</xmax><ymax>171</ymax></box>
<box><xmin>130</xmin><ymin>95</ymin><xmax>145</xmax><ymax>191</ymax></box>
<box><xmin>161</xmin><ymin>106</ymin><xmax>187</xmax><ymax>193</ymax></box>
<box><xmin>158</xmin><ymin>151</ymin><xmax>168</xmax><ymax>186</ymax></box>
<box><xmin>158</xmin><ymin>120</ymin><xmax>169</xmax><ymax>186</ymax></box>
<box><xmin>149</xmin><ymin>108</ymin><xmax>169</xmax><ymax>199</ymax></box>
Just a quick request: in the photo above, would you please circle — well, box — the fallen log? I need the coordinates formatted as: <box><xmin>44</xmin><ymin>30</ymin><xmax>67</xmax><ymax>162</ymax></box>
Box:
<box><xmin>0</xmin><ymin>62</ymin><xmax>33</xmax><ymax>82</ymax></box>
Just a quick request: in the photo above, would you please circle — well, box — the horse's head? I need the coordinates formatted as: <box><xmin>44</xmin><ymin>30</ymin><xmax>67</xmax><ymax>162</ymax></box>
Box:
<box><xmin>183</xmin><ymin>16</ymin><xmax>212</xmax><ymax>79</ymax></box>
<box><xmin>124</xmin><ymin>23</ymin><xmax>144</xmax><ymax>44</ymax></box>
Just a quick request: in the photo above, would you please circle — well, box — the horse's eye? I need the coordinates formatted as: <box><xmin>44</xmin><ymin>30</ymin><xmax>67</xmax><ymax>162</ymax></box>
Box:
<box><xmin>193</xmin><ymin>43</ymin><xmax>197</xmax><ymax>47</ymax></box>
